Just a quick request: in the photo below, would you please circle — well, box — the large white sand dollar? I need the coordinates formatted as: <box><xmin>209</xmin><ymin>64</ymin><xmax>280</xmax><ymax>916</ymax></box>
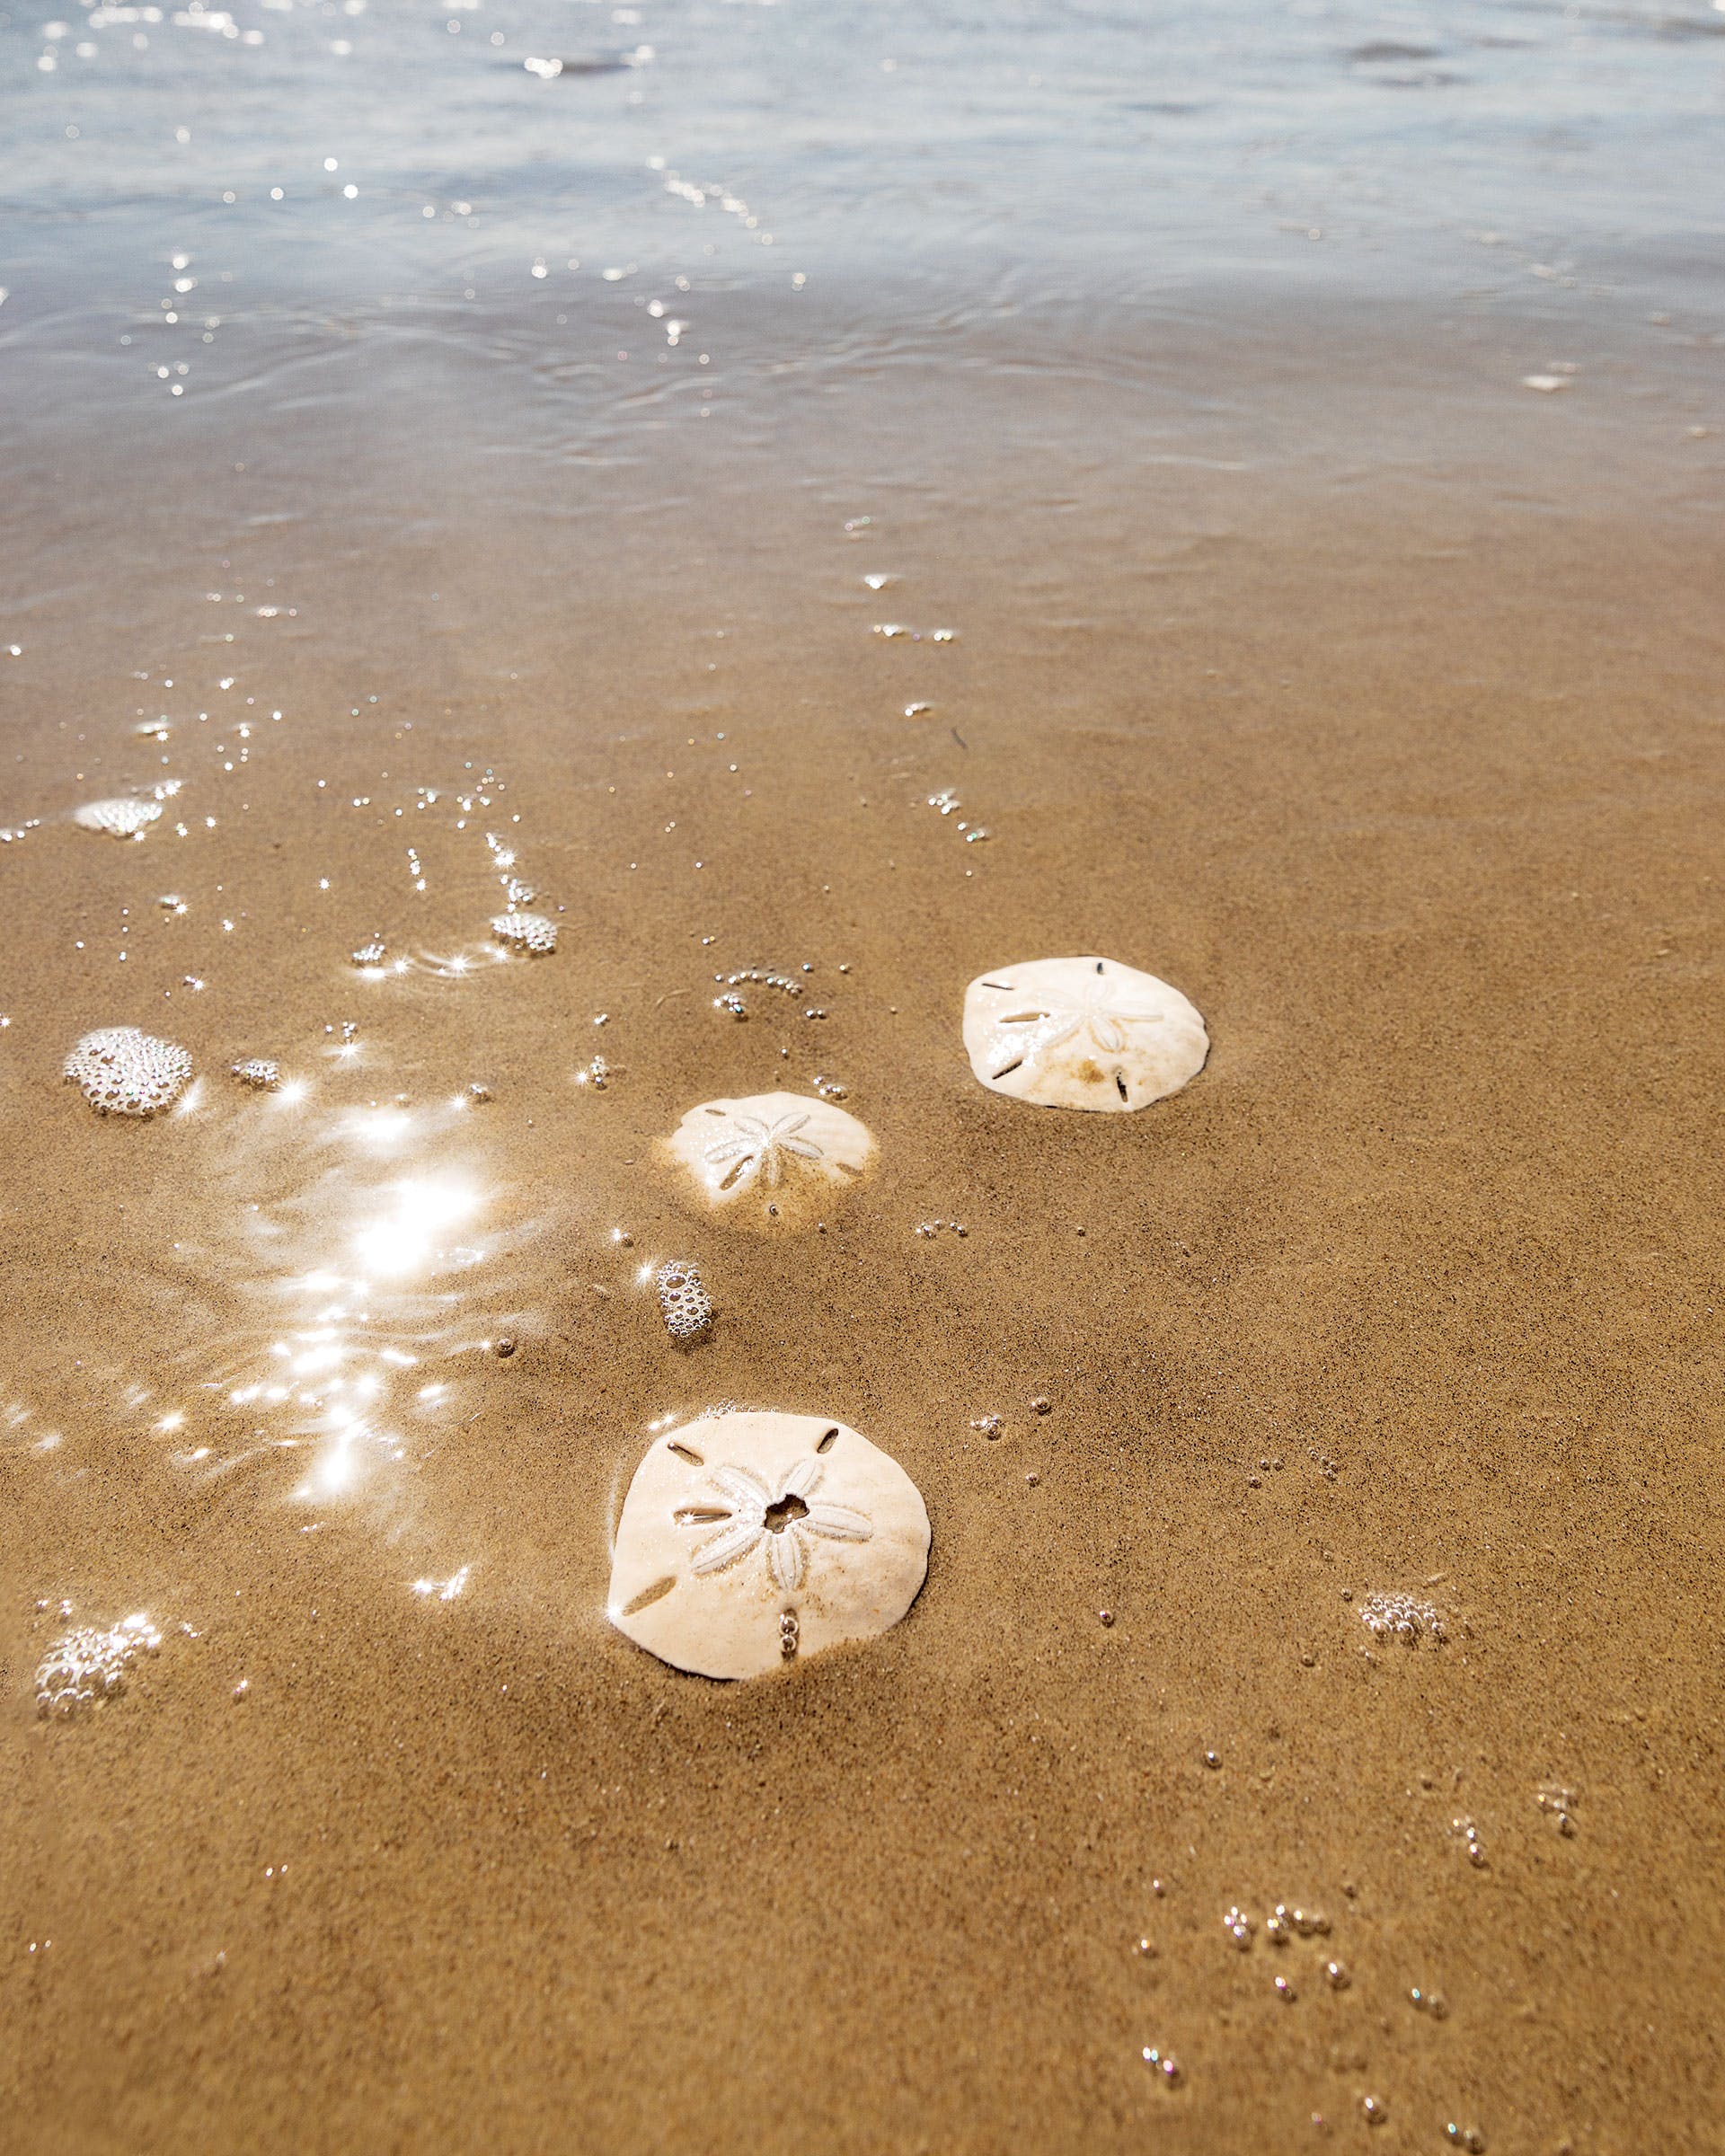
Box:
<box><xmin>608</xmin><ymin>1411</ymin><xmax>930</xmax><ymax>1680</ymax></box>
<box><xmin>962</xmin><ymin>954</ymin><xmax>1208</xmax><ymax>1111</ymax></box>
<box><xmin>662</xmin><ymin>1090</ymin><xmax>876</xmax><ymax>1229</ymax></box>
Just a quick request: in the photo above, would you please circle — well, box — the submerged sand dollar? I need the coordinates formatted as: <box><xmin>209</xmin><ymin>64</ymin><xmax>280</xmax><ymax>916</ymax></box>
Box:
<box><xmin>609</xmin><ymin>1411</ymin><xmax>930</xmax><ymax>1680</ymax></box>
<box><xmin>963</xmin><ymin>954</ymin><xmax>1208</xmax><ymax>1111</ymax></box>
<box><xmin>663</xmin><ymin>1090</ymin><xmax>876</xmax><ymax>1229</ymax></box>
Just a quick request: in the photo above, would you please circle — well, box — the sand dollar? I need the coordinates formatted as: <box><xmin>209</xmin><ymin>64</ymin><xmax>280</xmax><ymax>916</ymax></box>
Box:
<box><xmin>608</xmin><ymin>1411</ymin><xmax>930</xmax><ymax>1680</ymax></box>
<box><xmin>963</xmin><ymin>954</ymin><xmax>1208</xmax><ymax>1111</ymax></box>
<box><xmin>662</xmin><ymin>1090</ymin><xmax>876</xmax><ymax>1229</ymax></box>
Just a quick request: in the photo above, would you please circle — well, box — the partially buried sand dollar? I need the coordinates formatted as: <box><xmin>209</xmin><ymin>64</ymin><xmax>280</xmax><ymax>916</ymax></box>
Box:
<box><xmin>609</xmin><ymin>1411</ymin><xmax>930</xmax><ymax>1680</ymax></box>
<box><xmin>963</xmin><ymin>954</ymin><xmax>1208</xmax><ymax>1111</ymax></box>
<box><xmin>662</xmin><ymin>1090</ymin><xmax>876</xmax><ymax>1229</ymax></box>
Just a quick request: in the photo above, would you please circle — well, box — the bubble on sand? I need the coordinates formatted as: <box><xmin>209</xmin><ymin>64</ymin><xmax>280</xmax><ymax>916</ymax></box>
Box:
<box><xmin>75</xmin><ymin>797</ymin><xmax>162</xmax><ymax>839</ymax></box>
<box><xmin>608</xmin><ymin>1410</ymin><xmax>930</xmax><ymax>1679</ymax></box>
<box><xmin>1522</xmin><ymin>373</ymin><xmax>1572</xmax><ymax>393</ymax></box>
<box><xmin>350</xmin><ymin>939</ymin><xmax>388</xmax><ymax>968</ymax></box>
<box><xmin>36</xmin><ymin>1611</ymin><xmax>164</xmax><ymax>1718</ymax></box>
<box><xmin>65</xmin><ymin>1027</ymin><xmax>191</xmax><ymax>1116</ymax></box>
<box><xmin>963</xmin><ymin>956</ymin><xmax>1208</xmax><ymax>1111</ymax></box>
<box><xmin>231</xmin><ymin>1057</ymin><xmax>280</xmax><ymax>1090</ymax></box>
<box><xmin>663</xmin><ymin>1091</ymin><xmax>876</xmax><ymax>1230</ymax></box>
<box><xmin>491</xmin><ymin>910</ymin><xmax>558</xmax><ymax>954</ymax></box>
<box><xmin>1359</xmin><ymin>1590</ymin><xmax>1447</xmax><ymax>1644</ymax></box>
<box><xmin>1536</xmin><ymin>1782</ymin><xmax>1579</xmax><ymax>1834</ymax></box>
<box><xmin>1450</xmin><ymin>1816</ymin><xmax>1488</xmax><ymax>1869</ymax></box>
<box><xmin>655</xmin><ymin>1258</ymin><xmax>713</xmax><ymax>1340</ymax></box>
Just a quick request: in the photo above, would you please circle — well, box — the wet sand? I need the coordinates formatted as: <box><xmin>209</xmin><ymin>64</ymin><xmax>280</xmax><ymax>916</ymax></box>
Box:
<box><xmin>5</xmin><ymin>308</ymin><xmax>1724</xmax><ymax>2147</ymax></box>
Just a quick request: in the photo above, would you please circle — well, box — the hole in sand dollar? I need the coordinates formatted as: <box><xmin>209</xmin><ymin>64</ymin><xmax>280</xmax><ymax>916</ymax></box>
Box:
<box><xmin>608</xmin><ymin>1411</ymin><xmax>930</xmax><ymax>1680</ymax></box>
<box><xmin>962</xmin><ymin>956</ymin><xmax>1208</xmax><ymax>1112</ymax></box>
<box><xmin>662</xmin><ymin>1091</ymin><xmax>877</xmax><ymax>1231</ymax></box>
<box><xmin>621</xmin><ymin>1576</ymin><xmax>677</xmax><ymax>1618</ymax></box>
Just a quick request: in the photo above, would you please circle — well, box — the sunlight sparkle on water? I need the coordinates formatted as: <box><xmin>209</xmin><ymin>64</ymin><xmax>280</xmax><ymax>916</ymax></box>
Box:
<box><xmin>351</xmin><ymin>1177</ymin><xmax>479</xmax><ymax>1277</ymax></box>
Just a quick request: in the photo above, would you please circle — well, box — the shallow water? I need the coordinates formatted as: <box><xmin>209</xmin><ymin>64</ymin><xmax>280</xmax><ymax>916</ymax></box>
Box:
<box><xmin>4</xmin><ymin>2</ymin><xmax>1724</xmax><ymax>2151</ymax></box>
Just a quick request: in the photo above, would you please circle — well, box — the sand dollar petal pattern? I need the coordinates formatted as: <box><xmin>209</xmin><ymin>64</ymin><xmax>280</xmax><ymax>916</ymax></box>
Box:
<box><xmin>608</xmin><ymin>1411</ymin><xmax>930</xmax><ymax>1680</ymax></box>
<box><xmin>962</xmin><ymin>954</ymin><xmax>1208</xmax><ymax>1111</ymax></box>
<box><xmin>662</xmin><ymin>1090</ymin><xmax>877</xmax><ymax>1229</ymax></box>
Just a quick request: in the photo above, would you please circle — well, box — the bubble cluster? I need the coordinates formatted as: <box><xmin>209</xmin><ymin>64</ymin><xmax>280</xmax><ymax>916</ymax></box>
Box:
<box><xmin>1450</xmin><ymin>1815</ymin><xmax>1488</xmax><ymax>1869</ymax></box>
<box><xmin>350</xmin><ymin>938</ymin><xmax>388</xmax><ymax>967</ymax></box>
<box><xmin>656</xmin><ymin>1259</ymin><xmax>713</xmax><ymax>1340</ymax></box>
<box><xmin>1359</xmin><ymin>1591</ymin><xmax>1447</xmax><ymax>1645</ymax></box>
<box><xmin>491</xmin><ymin>910</ymin><xmax>558</xmax><ymax>954</ymax></box>
<box><xmin>231</xmin><ymin>1057</ymin><xmax>280</xmax><ymax>1090</ymax></box>
<box><xmin>1229</xmin><ymin>1900</ymin><xmax>1331</xmax><ymax>1952</ymax></box>
<box><xmin>64</xmin><ymin>1026</ymin><xmax>192</xmax><ymax>1116</ymax></box>
<box><xmin>36</xmin><ymin>1610</ymin><xmax>164</xmax><ymax>1718</ymax></box>
<box><xmin>722</xmin><ymin>967</ymin><xmax>803</xmax><ymax>999</ymax></box>
<box><xmin>1536</xmin><ymin>1782</ymin><xmax>1579</xmax><ymax>1835</ymax></box>
<box><xmin>74</xmin><ymin>796</ymin><xmax>162</xmax><ymax>839</ymax></box>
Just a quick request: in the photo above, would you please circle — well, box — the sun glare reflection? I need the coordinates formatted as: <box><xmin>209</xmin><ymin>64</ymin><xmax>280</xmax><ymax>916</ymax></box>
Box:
<box><xmin>351</xmin><ymin>1177</ymin><xmax>479</xmax><ymax>1277</ymax></box>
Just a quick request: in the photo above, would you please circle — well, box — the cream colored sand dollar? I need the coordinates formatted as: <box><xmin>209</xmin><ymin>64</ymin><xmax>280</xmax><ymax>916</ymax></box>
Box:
<box><xmin>963</xmin><ymin>954</ymin><xmax>1208</xmax><ymax>1111</ymax></box>
<box><xmin>662</xmin><ymin>1090</ymin><xmax>876</xmax><ymax>1229</ymax></box>
<box><xmin>609</xmin><ymin>1411</ymin><xmax>930</xmax><ymax>1680</ymax></box>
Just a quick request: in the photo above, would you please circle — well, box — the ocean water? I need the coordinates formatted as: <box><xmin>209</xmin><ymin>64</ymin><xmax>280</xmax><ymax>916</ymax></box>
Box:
<box><xmin>4</xmin><ymin>0</ymin><xmax>1723</xmax><ymax>428</ymax></box>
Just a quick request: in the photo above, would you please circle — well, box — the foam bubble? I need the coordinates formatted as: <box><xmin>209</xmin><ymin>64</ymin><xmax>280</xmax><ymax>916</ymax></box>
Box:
<box><xmin>656</xmin><ymin>1259</ymin><xmax>713</xmax><ymax>1340</ymax></box>
<box><xmin>64</xmin><ymin>1027</ymin><xmax>192</xmax><ymax>1117</ymax></box>
<box><xmin>74</xmin><ymin>797</ymin><xmax>163</xmax><ymax>839</ymax></box>
<box><xmin>491</xmin><ymin>911</ymin><xmax>558</xmax><ymax>954</ymax></box>
<box><xmin>1359</xmin><ymin>1591</ymin><xmax>1447</xmax><ymax>1645</ymax></box>
<box><xmin>36</xmin><ymin>1610</ymin><xmax>164</xmax><ymax>1718</ymax></box>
